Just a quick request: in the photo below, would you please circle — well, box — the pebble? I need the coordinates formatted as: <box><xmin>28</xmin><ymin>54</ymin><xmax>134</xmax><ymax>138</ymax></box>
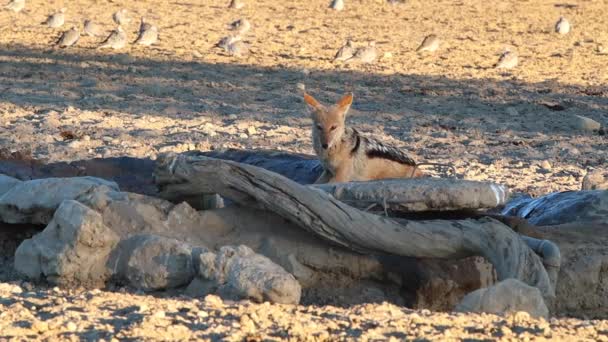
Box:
<box><xmin>540</xmin><ymin>160</ymin><xmax>552</xmax><ymax>170</ymax></box>
<box><xmin>66</xmin><ymin>321</ymin><xmax>77</xmax><ymax>332</ymax></box>
<box><xmin>204</xmin><ymin>294</ymin><xmax>224</xmax><ymax>308</ymax></box>
<box><xmin>197</xmin><ymin>310</ymin><xmax>209</xmax><ymax>318</ymax></box>
<box><xmin>239</xmin><ymin>133</ymin><xmax>248</xmax><ymax>139</ymax></box>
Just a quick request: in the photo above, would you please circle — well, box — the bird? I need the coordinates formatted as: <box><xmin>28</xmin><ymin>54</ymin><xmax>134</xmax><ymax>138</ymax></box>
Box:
<box><xmin>229</xmin><ymin>0</ymin><xmax>244</xmax><ymax>9</ymax></box>
<box><xmin>42</xmin><ymin>8</ymin><xmax>66</xmax><ymax>29</ymax></box>
<box><xmin>83</xmin><ymin>19</ymin><xmax>102</xmax><ymax>37</ymax></box>
<box><xmin>134</xmin><ymin>17</ymin><xmax>158</xmax><ymax>46</ymax></box>
<box><xmin>333</xmin><ymin>39</ymin><xmax>355</xmax><ymax>62</ymax></box>
<box><xmin>226</xmin><ymin>40</ymin><xmax>249</xmax><ymax>57</ymax></box>
<box><xmin>112</xmin><ymin>9</ymin><xmax>130</xmax><ymax>26</ymax></box>
<box><xmin>56</xmin><ymin>26</ymin><xmax>80</xmax><ymax>48</ymax></box>
<box><xmin>416</xmin><ymin>34</ymin><xmax>440</xmax><ymax>53</ymax></box>
<box><xmin>98</xmin><ymin>26</ymin><xmax>127</xmax><ymax>49</ymax></box>
<box><xmin>229</xmin><ymin>18</ymin><xmax>251</xmax><ymax>35</ymax></box>
<box><xmin>217</xmin><ymin>35</ymin><xmax>241</xmax><ymax>49</ymax></box>
<box><xmin>4</xmin><ymin>0</ymin><xmax>24</xmax><ymax>12</ymax></box>
<box><xmin>329</xmin><ymin>0</ymin><xmax>344</xmax><ymax>11</ymax></box>
<box><xmin>494</xmin><ymin>48</ymin><xmax>518</xmax><ymax>69</ymax></box>
<box><xmin>555</xmin><ymin>16</ymin><xmax>570</xmax><ymax>35</ymax></box>
<box><xmin>345</xmin><ymin>41</ymin><xmax>377</xmax><ymax>64</ymax></box>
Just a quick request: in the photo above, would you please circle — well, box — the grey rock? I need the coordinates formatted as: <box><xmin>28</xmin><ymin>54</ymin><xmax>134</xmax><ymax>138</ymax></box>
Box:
<box><xmin>455</xmin><ymin>278</ymin><xmax>549</xmax><ymax>318</ymax></box>
<box><xmin>56</xmin><ymin>26</ymin><xmax>80</xmax><ymax>48</ymax></box>
<box><xmin>134</xmin><ymin>17</ymin><xmax>158</xmax><ymax>46</ymax></box>
<box><xmin>42</xmin><ymin>8</ymin><xmax>66</xmax><ymax>28</ymax></box>
<box><xmin>83</xmin><ymin>19</ymin><xmax>102</xmax><ymax>37</ymax></box>
<box><xmin>14</xmin><ymin>200</ymin><xmax>120</xmax><ymax>287</ymax></box>
<box><xmin>109</xmin><ymin>234</ymin><xmax>196</xmax><ymax>291</ymax></box>
<box><xmin>4</xmin><ymin>0</ymin><xmax>24</xmax><ymax>12</ymax></box>
<box><xmin>0</xmin><ymin>174</ymin><xmax>21</xmax><ymax>197</ymax></box>
<box><xmin>495</xmin><ymin>49</ymin><xmax>518</xmax><ymax>69</ymax></box>
<box><xmin>0</xmin><ymin>177</ymin><xmax>118</xmax><ymax>224</ymax></box>
<box><xmin>581</xmin><ymin>169</ymin><xmax>608</xmax><ymax>190</ymax></box>
<box><xmin>333</xmin><ymin>39</ymin><xmax>355</xmax><ymax>62</ymax></box>
<box><xmin>99</xmin><ymin>26</ymin><xmax>127</xmax><ymax>49</ymax></box>
<box><xmin>416</xmin><ymin>34</ymin><xmax>440</xmax><ymax>53</ymax></box>
<box><xmin>193</xmin><ymin>245</ymin><xmax>301</xmax><ymax>304</ymax></box>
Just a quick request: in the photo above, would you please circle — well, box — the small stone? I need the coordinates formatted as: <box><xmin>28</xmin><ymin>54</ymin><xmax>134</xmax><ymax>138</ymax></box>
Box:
<box><xmin>247</xmin><ymin>126</ymin><xmax>257</xmax><ymax>135</ymax></box>
<box><xmin>239</xmin><ymin>133</ymin><xmax>248</xmax><ymax>139</ymax></box>
<box><xmin>510</xmin><ymin>310</ymin><xmax>531</xmax><ymax>324</ymax></box>
<box><xmin>300</xmin><ymin>68</ymin><xmax>310</xmax><ymax>75</ymax></box>
<box><xmin>197</xmin><ymin>310</ymin><xmax>209</xmax><ymax>318</ymax></box>
<box><xmin>67</xmin><ymin>140</ymin><xmax>81</xmax><ymax>148</ymax></box>
<box><xmin>296</xmin><ymin>83</ymin><xmax>306</xmax><ymax>91</ymax></box>
<box><xmin>66</xmin><ymin>321</ymin><xmax>77</xmax><ymax>332</ymax></box>
<box><xmin>572</xmin><ymin>115</ymin><xmax>601</xmax><ymax>131</ymax></box>
<box><xmin>0</xmin><ymin>283</ymin><xmax>23</xmax><ymax>294</ymax></box>
<box><xmin>204</xmin><ymin>294</ymin><xmax>223</xmax><ymax>308</ymax></box>
<box><xmin>540</xmin><ymin>160</ymin><xmax>552</xmax><ymax>170</ymax></box>
<box><xmin>82</xmin><ymin>135</ymin><xmax>91</xmax><ymax>141</ymax></box>
<box><xmin>153</xmin><ymin>311</ymin><xmax>166</xmax><ymax>319</ymax></box>
<box><xmin>32</xmin><ymin>321</ymin><xmax>49</xmax><ymax>333</ymax></box>
<box><xmin>228</xmin><ymin>114</ymin><xmax>238</xmax><ymax>120</ymax></box>
<box><xmin>382</xmin><ymin>51</ymin><xmax>393</xmax><ymax>59</ymax></box>
<box><xmin>193</xmin><ymin>51</ymin><xmax>203</xmax><ymax>58</ymax></box>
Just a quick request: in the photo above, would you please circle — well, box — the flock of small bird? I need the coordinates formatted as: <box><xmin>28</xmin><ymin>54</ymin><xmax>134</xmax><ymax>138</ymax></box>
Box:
<box><xmin>329</xmin><ymin>2</ymin><xmax>573</xmax><ymax>69</ymax></box>
<box><xmin>4</xmin><ymin>0</ymin><xmax>158</xmax><ymax>49</ymax></box>
<box><xmin>3</xmin><ymin>0</ymin><xmax>577</xmax><ymax>67</ymax></box>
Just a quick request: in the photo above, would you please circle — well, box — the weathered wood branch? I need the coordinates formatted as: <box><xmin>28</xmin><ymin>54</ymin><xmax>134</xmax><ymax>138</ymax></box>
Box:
<box><xmin>154</xmin><ymin>153</ymin><xmax>554</xmax><ymax>297</ymax></box>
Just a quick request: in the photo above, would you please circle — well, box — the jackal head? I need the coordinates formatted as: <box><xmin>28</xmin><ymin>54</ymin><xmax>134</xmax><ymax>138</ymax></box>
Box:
<box><xmin>304</xmin><ymin>92</ymin><xmax>353</xmax><ymax>150</ymax></box>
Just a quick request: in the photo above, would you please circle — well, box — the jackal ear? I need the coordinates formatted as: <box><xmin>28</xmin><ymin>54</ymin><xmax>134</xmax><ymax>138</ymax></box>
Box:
<box><xmin>336</xmin><ymin>93</ymin><xmax>353</xmax><ymax>114</ymax></box>
<box><xmin>304</xmin><ymin>93</ymin><xmax>323</xmax><ymax>112</ymax></box>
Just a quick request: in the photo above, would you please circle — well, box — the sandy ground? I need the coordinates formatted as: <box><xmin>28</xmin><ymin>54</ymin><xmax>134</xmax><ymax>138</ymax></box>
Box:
<box><xmin>1</xmin><ymin>283</ymin><xmax>608</xmax><ymax>341</ymax></box>
<box><xmin>1</xmin><ymin>0</ymin><xmax>607</xmax><ymax>339</ymax></box>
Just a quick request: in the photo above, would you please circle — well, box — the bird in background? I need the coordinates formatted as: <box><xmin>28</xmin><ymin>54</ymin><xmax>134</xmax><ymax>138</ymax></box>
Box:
<box><xmin>83</xmin><ymin>19</ymin><xmax>103</xmax><ymax>37</ymax></box>
<box><xmin>56</xmin><ymin>25</ymin><xmax>80</xmax><ymax>48</ymax></box>
<box><xmin>345</xmin><ymin>41</ymin><xmax>377</xmax><ymax>64</ymax></box>
<box><xmin>555</xmin><ymin>16</ymin><xmax>570</xmax><ymax>35</ymax></box>
<box><xmin>99</xmin><ymin>26</ymin><xmax>127</xmax><ymax>49</ymax></box>
<box><xmin>333</xmin><ymin>39</ymin><xmax>355</xmax><ymax>62</ymax></box>
<box><xmin>42</xmin><ymin>8</ymin><xmax>66</xmax><ymax>28</ymax></box>
<box><xmin>494</xmin><ymin>48</ymin><xmax>518</xmax><ymax>69</ymax></box>
<box><xmin>134</xmin><ymin>17</ymin><xmax>158</xmax><ymax>46</ymax></box>
<box><xmin>229</xmin><ymin>0</ymin><xmax>244</xmax><ymax>9</ymax></box>
<box><xmin>4</xmin><ymin>0</ymin><xmax>24</xmax><ymax>12</ymax></box>
<box><xmin>416</xmin><ymin>34</ymin><xmax>440</xmax><ymax>53</ymax></box>
<box><xmin>229</xmin><ymin>18</ymin><xmax>251</xmax><ymax>35</ymax></box>
<box><xmin>330</xmin><ymin>0</ymin><xmax>344</xmax><ymax>11</ymax></box>
<box><xmin>113</xmin><ymin>8</ymin><xmax>131</xmax><ymax>26</ymax></box>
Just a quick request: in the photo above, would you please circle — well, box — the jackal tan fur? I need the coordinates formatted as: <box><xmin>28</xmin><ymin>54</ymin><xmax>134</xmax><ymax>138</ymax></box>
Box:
<box><xmin>304</xmin><ymin>92</ymin><xmax>424</xmax><ymax>184</ymax></box>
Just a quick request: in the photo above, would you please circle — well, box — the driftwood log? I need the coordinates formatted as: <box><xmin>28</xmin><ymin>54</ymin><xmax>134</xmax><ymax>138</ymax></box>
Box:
<box><xmin>153</xmin><ymin>153</ymin><xmax>554</xmax><ymax>298</ymax></box>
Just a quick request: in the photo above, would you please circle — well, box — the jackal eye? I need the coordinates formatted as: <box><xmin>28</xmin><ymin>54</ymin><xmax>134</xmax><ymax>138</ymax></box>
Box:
<box><xmin>316</xmin><ymin>124</ymin><xmax>322</xmax><ymax>130</ymax></box>
<box><xmin>330</xmin><ymin>125</ymin><xmax>337</xmax><ymax>131</ymax></box>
